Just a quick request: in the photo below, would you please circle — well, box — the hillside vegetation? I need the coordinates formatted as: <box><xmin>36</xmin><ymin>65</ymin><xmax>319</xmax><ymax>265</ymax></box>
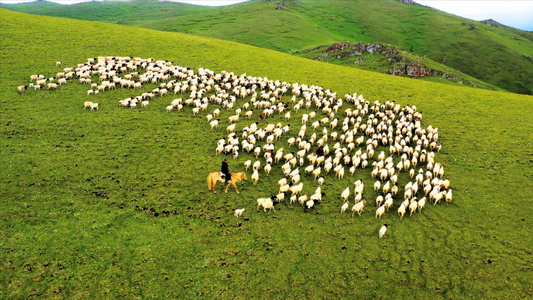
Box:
<box><xmin>1</xmin><ymin>9</ymin><xmax>533</xmax><ymax>299</ymax></box>
<box><xmin>2</xmin><ymin>0</ymin><xmax>532</xmax><ymax>95</ymax></box>
<box><xmin>292</xmin><ymin>41</ymin><xmax>501</xmax><ymax>90</ymax></box>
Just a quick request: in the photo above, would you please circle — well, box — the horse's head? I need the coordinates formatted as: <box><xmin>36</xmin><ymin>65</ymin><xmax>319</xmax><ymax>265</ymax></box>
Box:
<box><xmin>242</xmin><ymin>172</ymin><xmax>248</xmax><ymax>181</ymax></box>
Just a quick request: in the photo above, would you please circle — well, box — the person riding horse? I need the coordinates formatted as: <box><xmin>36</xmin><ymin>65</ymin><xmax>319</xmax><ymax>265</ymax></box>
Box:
<box><xmin>221</xmin><ymin>158</ymin><xmax>231</xmax><ymax>184</ymax></box>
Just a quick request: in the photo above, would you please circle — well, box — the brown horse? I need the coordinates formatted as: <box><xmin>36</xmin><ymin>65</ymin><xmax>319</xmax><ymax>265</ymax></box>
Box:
<box><xmin>207</xmin><ymin>171</ymin><xmax>248</xmax><ymax>193</ymax></box>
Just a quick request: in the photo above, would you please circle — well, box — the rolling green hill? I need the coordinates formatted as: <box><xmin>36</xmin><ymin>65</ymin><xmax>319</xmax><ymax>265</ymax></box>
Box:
<box><xmin>2</xmin><ymin>0</ymin><xmax>532</xmax><ymax>95</ymax></box>
<box><xmin>292</xmin><ymin>41</ymin><xmax>501</xmax><ymax>90</ymax></box>
<box><xmin>1</xmin><ymin>9</ymin><xmax>533</xmax><ymax>299</ymax></box>
<box><xmin>0</xmin><ymin>0</ymin><xmax>218</xmax><ymax>24</ymax></box>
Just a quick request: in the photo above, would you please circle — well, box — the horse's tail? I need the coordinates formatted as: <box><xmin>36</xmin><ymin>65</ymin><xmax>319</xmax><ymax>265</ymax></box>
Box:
<box><xmin>207</xmin><ymin>173</ymin><xmax>212</xmax><ymax>190</ymax></box>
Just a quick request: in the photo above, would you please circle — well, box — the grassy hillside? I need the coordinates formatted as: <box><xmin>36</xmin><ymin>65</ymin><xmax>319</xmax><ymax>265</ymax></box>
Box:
<box><xmin>1</xmin><ymin>9</ymin><xmax>533</xmax><ymax>299</ymax></box>
<box><xmin>481</xmin><ymin>19</ymin><xmax>533</xmax><ymax>42</ymax></box>
<box><xmin>0</xmin><ymin>0</ymin><xmax>218</xmax><ymax>24</ymax></box>
<box><xmin>2</xmin><ymin>0</ymin><xmax>532</xmax><ymax>95</ymax></box>
<box><xmin>292</xmin><ymin>41</ymin><xmax>502</xmax><ymax>91</ymax></box>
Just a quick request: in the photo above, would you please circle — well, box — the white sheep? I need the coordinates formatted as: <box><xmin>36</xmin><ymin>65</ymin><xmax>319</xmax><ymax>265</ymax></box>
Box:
<box><xmin>227</xmin><ymin>124</ymin><xmax>236</xmax><ymax>133</ymax></box>
<box><xmin>445</xmin><ymin>189</ymin><xmax>452</xmax><ymax>204</ymax></box>
<box><xmin>17</xmin><ymin>85</ymin><xmax>27</xmax><ymax>93</ymax></box>
<box><xmin>290</xmin><ymin>183</ymin><xmax>304</xmax><ymax>196</ymax></box>
<box><xmin>302</xmin><ymin>114</ymin><xmax>308</xmax><ymax>124</ymax></box>
<box><xmin>228</xmin><ymin>114</ymin><xmax>240</xmax><ymax>123</ymax></box>
<box><xmin>262</xmin><ymin>200</ymin><xmax>276</xmax><ymax>212</ymax></box>
<box><xmin>290</xmin><ymin>194</ymin><xmax>297</xmax><ymax>205</ymax></box>
<box><xmin>310</xmin><ymin>191</ymin><xmax>324</xmax><ymax>202</ymax></box>
<box><xmin>384</xmin><ymin>197</ymin><xmax>393</xmax><ymax>211</ymax></box>
<box><xmin>252</xmin><ymin>169</ymin><xmax>259</xmax><ymax>185</ymax></box>
<box><xmin>351</xmin><ymin>200</ymin><xmax>366</xmax><ymax>217</ymax></box>
<box><xmin>297</xmin><ymin>194</ymin><xmax>308</xmax><ymax>206</ymax></box>
<box><xmin>254</xmin><ymin>147</ymin><xmax>261</xmax><ymax>158</ymax></box>
<box><xmin>275</xmin><ymin>183</ymin><xmax>289</xmax><ymax>194</ymax></box>
<box><xmin>354</xmin><ymin>181</ymin><xmax>364</xmax><ymax>194</ymax></box>
<box><xmin>376</xmin><ymin>195</ymin><xmax>384</xmax><ymax>207</ymax></box>
<box><xmin>374</xmin><ymin>180</ymin><xmax>381</xmax><ymax>191</ymax></box>
<box><xmin>409</xmin><ymin>198</ymin><xmax>418</xmax><ymax>216</ymax></box>
<box><xmin>84</xmin><ymin>101</ymin><xmax>94</xmax><ymax>110</ymax></box>
<box><xmin>379</xmin><ymin>224</ymin><xmax>388</xmax><ymax>239</ymax></box>
<box><xmin>337</xmin><ymin>167</ymin><xmax>345</xmax><ymax>180</ymax></box>
<box><xmin>275</xmin><ymin>192</ymin><xmax>286</xmax><ymax>202</ymax></box>
<box><xmin>341</xmin><ymin>201</ymin><xmax>349</xmax><ymax>213</ymax></box>
<box><xmin>244</xmin><ymin>160</ymin><xmax>252</xmax><ymax>170</ymax></box>
<box><xmin>340</xmin><ymin>187</ymin><xmax>350</xmax><ymax>202</ymax></box>
<box><xmin>376</xmin><ymin>205</ymin><xmax>386</xmax><ymax>218</ymax></box>
<box><xmin>382</xmin><ymin>181</ymin><xmax>391</xmax><ymax>194</ymax></box>
<box><xmin>264</xmin><ymin>163</ymin><xmax>272</xmax><ymax>175</ymax></box>
<box><xmin>312</xmin><ymin>167</ymin><xmax>321</xmax><ymax>179</ymax></box>
<box><xmin>89</xmin><ymin>102</ymin><xmax>100</xmax><ymax>111</ymax></box>
<box><xmin>398</xmin><ymin>204</ymin><xmax>406</xmax><ymax>220</ymax></box>
<box><xmin>305</xmin><ymin>199</ymin><xmax>317</xmax><ymax>212</ymax></box>
<box><xmin>257</xmin><ymin>197</ymin><xmax>275</xmax><ymax>212</ymax></box>
<box><xmin>305</xmin><ymin>165</ymin><xmax>314</xmax><ymax>175</ymax></box>
<box><xmin>418</xmin><ymin>197</ymin><xmax>426</xmax><ymax>212</ymax></box>
<box><xmin>234</xmin><ymin>208</ymin><xmax>245</xmax><ymax>217</ymax></box>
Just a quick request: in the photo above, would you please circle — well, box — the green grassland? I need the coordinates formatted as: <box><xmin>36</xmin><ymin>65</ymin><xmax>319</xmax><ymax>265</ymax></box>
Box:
<box><xmin>1</xmin><ymin>9</ymin><xmax>533</xmax><ymax>299</ymax></box>
<box><xmin>0</xmin><ymin>0</ymin><xmax>218</xmax><ymax>24</ymax></box>
<box><xmin>291</xmin><ymin>41</ymin><xmax>502</xmax><ymax>91</ymax></box>
<box><xmin>3</xmin><ymin>0</ymin><xmax>532</xmax><ymax>95</ymax></box>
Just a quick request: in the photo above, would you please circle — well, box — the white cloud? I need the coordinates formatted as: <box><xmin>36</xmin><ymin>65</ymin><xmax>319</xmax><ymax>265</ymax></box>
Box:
<box><xmin>415</xmin><ymin>1</ymin><xmax>533</xmax><ymax>30</ymax></box>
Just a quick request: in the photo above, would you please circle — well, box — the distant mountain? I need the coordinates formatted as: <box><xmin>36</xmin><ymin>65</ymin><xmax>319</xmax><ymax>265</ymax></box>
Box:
<box><xmin>2</xmin><ymin>0</ymin><xmax>532</xmax><ymax>94</ymax></box>
<box><xmin>481</xmin><ymin>19</ymin><xmax>533</xmax><ymax>43</ymax></box>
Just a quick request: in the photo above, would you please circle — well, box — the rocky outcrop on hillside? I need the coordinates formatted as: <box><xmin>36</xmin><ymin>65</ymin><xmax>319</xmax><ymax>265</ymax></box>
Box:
<box><xmin>398</xmin><ymin>0</ymin><xmax>414</xmax><ymax>3</ymax></box>
<box><xmin>324</xmin><ymin>42</ymin><xmax>400</xmax><ymax>60</ymax></box>
<box><xmin>302</xmin><ymin>41</ymin><xmax>475</xmax><ymax>83</ymax></box>
<box><xmin>389</xmin><ymin>63</ymin><xmax>438</xmax><ymax>78</ymax></box>
<box><xmin>319</xmin><ymin>42</ymin><xmax>440</xmax><ymax>78</ymax></box>
<box><xmin>481</xmin><ymin>19</ymin><xmax>505</xmax><ymax>28</ymax></box>
<box><xmin>461</xmin><ymin>22</ymin><xmax>478</xmax><ymax>30</ymax></box>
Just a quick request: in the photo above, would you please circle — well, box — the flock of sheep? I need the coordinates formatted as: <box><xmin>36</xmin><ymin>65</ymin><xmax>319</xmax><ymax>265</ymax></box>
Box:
<box><xmin>20</xmin><ymin>56</ymin><xmax>452</xmax><ymax>238</ymax></box>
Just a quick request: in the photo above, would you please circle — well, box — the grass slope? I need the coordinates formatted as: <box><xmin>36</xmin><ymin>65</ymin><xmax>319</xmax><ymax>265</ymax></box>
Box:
<box><xmin>292</xmin><ymin>41</ymin><xmax>502</xmax><ymax>91</ymax></box>
<box><xmin>0</xmin><ymin>0</ymin><xmax>218</xmax><ymax>24</ymax></box>
<box><xmin>1</xmin><ymin>9</ymin><xmax>533</xmax><ymax>299</ymax></box>
<box><xmin>2</xmin><ymin>0</ymin><xmax>532</xmax><ymax>95</ymax></box>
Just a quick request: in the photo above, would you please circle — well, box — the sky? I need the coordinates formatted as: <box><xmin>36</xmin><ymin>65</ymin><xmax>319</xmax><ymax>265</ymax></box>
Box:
<box><xmin>0</xmin><ymin>0</ymin><xmax>532</xmax><ymax>31</ymax></box>
<box><xmin>415</xmin><ymin>1</ymin><xmax>533</xmax><ymax>31</ymax></box>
